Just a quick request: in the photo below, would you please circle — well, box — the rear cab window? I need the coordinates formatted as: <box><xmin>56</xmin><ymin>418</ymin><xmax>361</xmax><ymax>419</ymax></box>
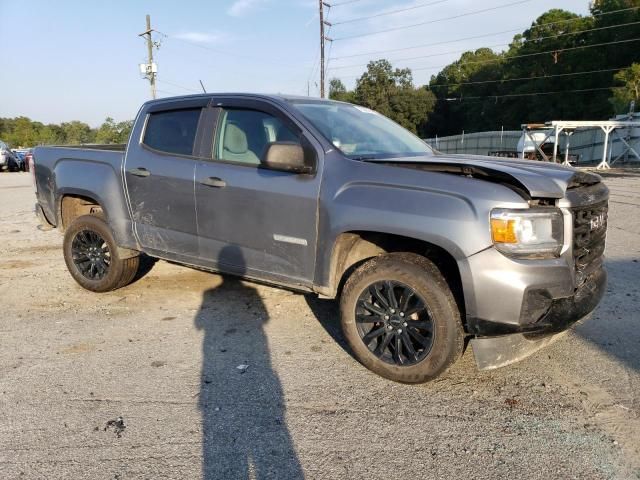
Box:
<box><xmin>143</xmin><ymin>108</ymin><xmax>202</xmax><ymax>156</ymax></box>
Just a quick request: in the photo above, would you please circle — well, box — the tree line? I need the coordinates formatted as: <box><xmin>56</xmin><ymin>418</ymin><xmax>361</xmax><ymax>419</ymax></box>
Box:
<box><xmin>330</xmin><ymin>0</ymin><xmax>640</xmax><ymax>137</ymax></box>
<box><xmin>0</xmin><ymin>117</ymin><xmax>133</xmax><ymax>148</ymax></box>
<box><xmin>2</xmin><ymin>1</ymin><xmax>639</xmax><ymax>147</ymax></box>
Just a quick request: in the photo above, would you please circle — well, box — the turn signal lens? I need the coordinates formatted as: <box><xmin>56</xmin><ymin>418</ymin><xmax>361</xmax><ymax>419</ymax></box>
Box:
<box><xmin>491</xmin><ymin>218</ymin><xmax>517</xmax><ymax>243</ymax></box>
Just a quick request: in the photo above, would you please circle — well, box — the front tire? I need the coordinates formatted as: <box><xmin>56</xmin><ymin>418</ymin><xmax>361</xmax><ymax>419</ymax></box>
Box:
<box><xmin>63</xmin><ymin>215</ymin><xmax>139</xmax><ymax>292</ymax></box>
<box><xmin>340</xmin><ymin>253</ymin><xmax>464</xmax><ymax>383</ymax></box>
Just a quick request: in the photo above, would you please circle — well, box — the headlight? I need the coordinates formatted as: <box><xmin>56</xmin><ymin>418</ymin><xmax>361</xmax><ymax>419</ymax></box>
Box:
<box><xmin>490</xmin><ymin>208</ymin><xmax>563</xmax><ymax>258</ymax></box>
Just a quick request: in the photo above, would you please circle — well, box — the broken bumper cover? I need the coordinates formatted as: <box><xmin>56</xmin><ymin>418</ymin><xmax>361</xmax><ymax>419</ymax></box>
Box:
<box><xmin>470</xmin><ymin>266</ymin><xmax>607</xmax><ymax>370</ymax></box>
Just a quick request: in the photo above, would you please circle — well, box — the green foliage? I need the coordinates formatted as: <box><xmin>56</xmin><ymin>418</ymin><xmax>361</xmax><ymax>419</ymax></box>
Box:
<box><xmin>426</xmin><ymin>48</ymin><xmax>504</xmax><ymax>136</ymax></box>
<box><xmin>0</xmin><ymin>117</ymin><xmax>133</xmax><ymax>148</ymax></box>
<box><xmin>588</xmin><ymin>0</ymin><xmax>640</xmax><ymax>90</ymax></box>
<box><xmin>328</xmin><ymin>60</ymin><xmax>437</xmax><ymax>135</ymax></box>
<box><xmin>328</xmin><ymin>78</ymin><xmax>355</xmax><ymax>103</ymax></box>
<box><xmin>354</xmin><ymin>59</ymin><xmax>413</xmax><ymax>112</ymax></box>
<box><xmin>611</xmin><ymin>63</ymin><xmax>640</xmax><ymax>112</ymax></box>
<box><xmin>421</xmin><ymin>2</ymin><xmax>640</xmax><ymax>135</ymax></box>
<box><xmin>6</xmin><ymin>1</ymin><xmax>640</xmax><ymax>147</ymax></box>
<box><xmin>387</xmin><ymin>88</ymin><xmax>436</xmax><ymax>135</ymax></box>
<box><xmin>329</xmin><ymin>4</ymin><xmax>640</xmax><ymax>137</ymax></box>
<box><xmin>95</xmin><ymin>117</ymin><xmax>134</xmax><ymax>144</ymax></box>
<box><xmin>59</xmin><ymin>121</ymin><xmax>95</xmax><ymax>145</ymax></box>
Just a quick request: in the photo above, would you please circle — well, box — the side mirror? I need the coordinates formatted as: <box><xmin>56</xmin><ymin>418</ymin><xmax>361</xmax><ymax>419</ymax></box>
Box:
<box><xmin>262</xmin><ymin>142</ymin><xmax>315</xmax><ymax>174</ymax></box>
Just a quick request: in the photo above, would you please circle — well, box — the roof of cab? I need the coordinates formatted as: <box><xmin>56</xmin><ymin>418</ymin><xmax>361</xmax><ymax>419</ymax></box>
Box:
<box><xmin>141</xmin><ymin>92</ymin><xmax>339</xmax><ymax>108</ymax></box>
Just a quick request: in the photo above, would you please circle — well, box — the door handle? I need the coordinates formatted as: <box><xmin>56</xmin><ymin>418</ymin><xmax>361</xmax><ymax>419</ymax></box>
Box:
<box><xmin>128</xmin><ymin>167</ymin><xmax>151</xmax><ymax>178</ymax></box>
<box><xmin>201</xmin><ymin>176</ymin><xmax>226</xmax><ymax>188</ymax></box>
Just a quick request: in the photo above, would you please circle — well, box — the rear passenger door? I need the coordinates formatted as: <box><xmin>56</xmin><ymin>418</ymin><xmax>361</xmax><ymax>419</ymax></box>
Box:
<box><xmin>194</xmin><ymin>98</ymin><xmax>322</xmax><ymax>285</ymax></box>
<box><xmin>124</xmin><ymin>99</ymin><xmax>210</xmax><ymax>258</ymax></box>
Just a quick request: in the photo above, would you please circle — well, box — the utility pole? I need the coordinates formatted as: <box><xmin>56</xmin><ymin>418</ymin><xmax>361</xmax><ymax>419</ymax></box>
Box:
<box><xmin>139</xmin><ymin>14</ymin><xmax>157</xmax><ymax>99</ymax></box>
<box><xmin>319</xmin><ymin>0</ymin><xmax>326</xmax><ymax>98</ymax></box>
<box><xmin>319</xmin><ymin>2</ymin><xmax>333</xmax><ymax>98</ymax></box>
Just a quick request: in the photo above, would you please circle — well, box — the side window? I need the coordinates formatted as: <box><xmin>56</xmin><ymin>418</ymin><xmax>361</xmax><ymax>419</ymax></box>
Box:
<box><xmin>215</xmin><ymin>108</ymin><xmax>300</xmax><ymax>166</ymax></box>
<box><xmin>143</xmin><ymin>108</ymin><xmax>201</xmax><ymax>156</ymax></box>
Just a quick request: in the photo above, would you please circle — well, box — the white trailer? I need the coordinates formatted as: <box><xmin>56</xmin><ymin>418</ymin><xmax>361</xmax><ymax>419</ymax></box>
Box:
<box><xmin>519</xmin><ymin>118</ymin><xmax>640</xmax><ymax>169</ymax></box>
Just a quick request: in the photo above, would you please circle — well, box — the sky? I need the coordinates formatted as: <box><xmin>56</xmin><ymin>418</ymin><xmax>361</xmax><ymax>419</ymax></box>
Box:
<box><xmin>0</xmin><ymin>0</ymin><xmax>591</xmax><ymax>126</ymax></box>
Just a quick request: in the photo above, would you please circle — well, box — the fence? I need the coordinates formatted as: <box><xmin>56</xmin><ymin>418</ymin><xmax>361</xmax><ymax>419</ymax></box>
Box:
<box><xmin>426</xmin><ymin>120</ymin><xmax>640</xmax><ymax>165</ymax></box>
<box><xmin>425</xmin><ymin>131</ymin><xmax>521</xmax><ymax>156</ymax></box>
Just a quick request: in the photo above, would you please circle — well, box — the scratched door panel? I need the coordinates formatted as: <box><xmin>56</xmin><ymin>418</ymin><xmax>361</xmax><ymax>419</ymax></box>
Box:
<box><xmin>195</xmin><ymin>160</ymin><xmax>320</xmax><ymax>283</ymax></box>
<box><xmin>124</xmin><ymin>107</ymin><xmax>204</xmax><ymax>258</ymax></box>
<box><xmin>126</xmin><ymin>151</ymin><xmax>198</xmax><ymax>258</ymax></box>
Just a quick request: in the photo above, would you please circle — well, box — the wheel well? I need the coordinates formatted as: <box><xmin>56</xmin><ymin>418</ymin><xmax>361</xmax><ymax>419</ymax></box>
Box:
<box><xmin>59</xmin><ymin>195</ymin><xmax>103</xmax><ymax>231</ymax></box>
<box><xmin>327</xmin><ymin>231</ymin><xmax>465</xmax><ymax>318</ymax></box>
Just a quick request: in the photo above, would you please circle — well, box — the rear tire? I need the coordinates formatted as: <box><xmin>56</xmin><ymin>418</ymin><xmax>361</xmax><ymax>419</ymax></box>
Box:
<box><xmin>339</xmin><ymin>253</ymin><xmax>464</xmax><ymax>383</ymax></box>
<box><xmin>63</xmin><ymin>215</ymin><xmax>139</xmax><ymax>292</ymax></box>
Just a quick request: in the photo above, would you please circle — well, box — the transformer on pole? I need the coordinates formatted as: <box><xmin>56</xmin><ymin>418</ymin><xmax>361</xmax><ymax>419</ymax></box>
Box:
<box><xmin>138</xmin><ymin>15</ymin><xmax>157</xmax><ymax>100</ymax></box>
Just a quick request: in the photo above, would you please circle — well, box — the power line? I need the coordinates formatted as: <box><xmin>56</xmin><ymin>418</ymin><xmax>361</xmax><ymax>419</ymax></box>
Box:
<box><xmin>330</xmin><ymin>41</ymin><xmax>509</xmax><ymax>69</ymax></box>
<box><xmin>445</xmin><ymin>85</ymin><xmax>624</xmax><ymax>102</ymax></box>
<box><xmin>331</xmin><ymin>37</ymin><xmax>640</xmax><ymax>78</ymax></box>
<box><xmin>156</xmin><ymin>78</ymin><xmax>200</xmax><ymax>93</ymax></box>
<box><xmin>330</xmin><ymin>7</ymin><xmax>640</xmax><ymax>60</ymax></box>
<box><xmin>330</xmin><ymin>0</ymin><xmax>365</xmax><ymax>6</ymax></box>
<box><xmin>156</xmin><ymin>89</ymin><xmax>182</xmax><ymax>96</ymax></box>
<box><xmin>412</xmin><ymin>37</ymin><xmax>640</xmax><ymax>72</ymax></box>
<box><xmin>331</xmin><ymin>0</ymin><xmax>448</xmax><ymax>26</ymax></box>
<box><xmin>333</xmin><ymin>30</ymin><xmax>514</xmax><ymax>60</ymax></box>
<box><xmin>325</xmin><ymin>35</ymin><xmax>335</xmax><ymax>75</ymax></box>
<box><xmin>156</xmin><ymin>30</ymin><xmax>312</xmax><ymax>69</ymax></box>
<box><xmin>306</xmin><ymin>48</ymin><xmax>322</xmax><ymax>95</ymax></box>
<box><xmin>428</xmin><ymin>67</ymin><xmax>625</xmax><ymax>89</ymax></box>
<box><xmin>333</xmin><ymin>0</ymin><xmax>532</xmax><ymax>41</ymax></box>
<box><xmin>329</xmin><ymin>21</ymin><xmax>640</xmax><ymax>70</ymax></box>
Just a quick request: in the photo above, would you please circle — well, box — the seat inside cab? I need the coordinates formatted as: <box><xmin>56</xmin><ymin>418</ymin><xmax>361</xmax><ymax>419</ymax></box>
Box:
<box><xmin>218</xmin><ymin>109</ymin><xmax>299</xmax><ymax>165</ymax></box>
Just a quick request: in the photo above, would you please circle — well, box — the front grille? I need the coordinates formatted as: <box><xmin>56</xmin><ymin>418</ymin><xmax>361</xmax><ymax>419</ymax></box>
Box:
<box><xmin>572</xmin><ymin>199</ymin><xmax>608</xmax><ymax>278</ymax></box>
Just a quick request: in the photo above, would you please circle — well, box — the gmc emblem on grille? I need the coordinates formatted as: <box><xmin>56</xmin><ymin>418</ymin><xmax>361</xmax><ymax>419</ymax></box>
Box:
<box><xmin>590</xmin><ymin>212</ymin><xmax>606</xmax><ymax>231</ymax></box>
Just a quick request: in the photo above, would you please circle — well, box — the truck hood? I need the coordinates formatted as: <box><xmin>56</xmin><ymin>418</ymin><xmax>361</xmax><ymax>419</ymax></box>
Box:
<box><xmin>367</xmin><ymin>153</ymin><xmax>600</xmax><ymax>199</ymax></box>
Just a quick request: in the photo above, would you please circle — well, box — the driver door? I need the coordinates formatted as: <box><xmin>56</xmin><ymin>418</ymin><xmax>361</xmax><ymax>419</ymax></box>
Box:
<box><xmin>194</xmin><ymin>98</ymin><xmax>322</xmax><ymax>285</ymax></box>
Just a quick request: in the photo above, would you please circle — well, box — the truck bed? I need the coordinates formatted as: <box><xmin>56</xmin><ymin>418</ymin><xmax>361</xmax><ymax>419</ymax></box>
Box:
<box><xmin>33</xmin><ymin>144</ymin><xmax>132</xmax><ymax>247</ymax></box>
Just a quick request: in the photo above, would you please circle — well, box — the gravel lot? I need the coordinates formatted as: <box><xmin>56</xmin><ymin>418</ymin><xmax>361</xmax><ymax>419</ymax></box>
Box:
<box><xmin>1</xmin><ymin>170</ymin><xmax>639</xmax><ymax>479</ymax></box>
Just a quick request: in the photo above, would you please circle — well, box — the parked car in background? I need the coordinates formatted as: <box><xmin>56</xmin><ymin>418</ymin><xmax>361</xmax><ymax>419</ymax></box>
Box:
<box><xmin>33</xmin><ymin>93</ymin><xmax>609</xmax><ymax>383</ymax></box>
<box><xmin>0</xmin><ymin>141</ymin><xmax>11</xmax><ymax>171</ymax></box>
<box><xmin>0</xmin><ymin>141</ymin><xmax>21</xmax><ymax>172</ymax></box>
<box><xmin>12</xmin><ymin>150</ymin><xmax>26</xmax><ymax>171</ymax></box>
<box><xmin>23</xmin><ymin>149</ymin><xmax>33</xmax><ymax>172</ymax></box>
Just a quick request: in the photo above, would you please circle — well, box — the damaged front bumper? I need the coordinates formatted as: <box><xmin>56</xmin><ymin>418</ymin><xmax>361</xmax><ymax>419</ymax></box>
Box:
<box><xmin>469</xmin><ymin>266</ymin><xmax>607</xmax><ymax>370</ymax></box>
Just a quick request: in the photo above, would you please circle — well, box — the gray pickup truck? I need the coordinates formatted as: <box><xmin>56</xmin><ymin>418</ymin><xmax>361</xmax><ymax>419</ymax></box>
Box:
<box><xmin>33</xmin><ymin>94</ymin><xmax>608</xmax><ymax>383</ymax></box>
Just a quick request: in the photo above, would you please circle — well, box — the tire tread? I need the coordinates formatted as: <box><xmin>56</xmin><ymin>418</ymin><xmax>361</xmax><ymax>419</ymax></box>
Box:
<box><xmin>63</xmin><ymin>215</ymin><xmax>140</xmax><ymax>292</ymax></box>
<box><xmin>340</xmin><ymin>252</ymin><xmax>464</xmax><ymax>383</ymax></box>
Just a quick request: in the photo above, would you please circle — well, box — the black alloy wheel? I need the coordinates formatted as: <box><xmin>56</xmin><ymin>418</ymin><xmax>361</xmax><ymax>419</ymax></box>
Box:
<box><xmin>63</xmin><ymin>215</ymin><xmax>140</xmax><ymax>292</ymax></box>
<box><xmin>355</xmin><ymin>280</ymin><xmax>434</xmax><ymax>366</ymax></box>
<box><xmin>71</xmin><ymin>229</ymin><xmax>111</xmax><ymax>280</ymax></box>
<box><xmin>339</xmin><ymin>253</ymin><xmax>464</xmax><ymax>383</ymax></box>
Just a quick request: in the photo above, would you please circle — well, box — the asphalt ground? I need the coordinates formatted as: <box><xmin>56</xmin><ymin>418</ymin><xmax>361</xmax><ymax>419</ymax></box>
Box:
<box><xmin>1</xmin><ymin>170</ymin><xmax>639</xmax><ymax>479</ymax></box>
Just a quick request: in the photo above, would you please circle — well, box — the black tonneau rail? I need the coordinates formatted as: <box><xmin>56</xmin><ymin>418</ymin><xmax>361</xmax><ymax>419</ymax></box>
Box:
<box><xmin>47</xmin><ymin>144</ymin><xmax>126</xmax><ymax>152</ymax></box>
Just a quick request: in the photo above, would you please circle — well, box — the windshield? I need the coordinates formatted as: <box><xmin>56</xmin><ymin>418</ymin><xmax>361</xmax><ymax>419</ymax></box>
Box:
<box><xmin>290</xmin><ymin>101</ymin><xmax>432</xmax><ymax>160</ymax></box>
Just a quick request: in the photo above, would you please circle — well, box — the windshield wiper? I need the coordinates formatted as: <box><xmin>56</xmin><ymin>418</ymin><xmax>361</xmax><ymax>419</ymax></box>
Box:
<box><xmin>350</xmin><ymin>155</ymin><xmax>379</xmax><ymax>161</ymax></box>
